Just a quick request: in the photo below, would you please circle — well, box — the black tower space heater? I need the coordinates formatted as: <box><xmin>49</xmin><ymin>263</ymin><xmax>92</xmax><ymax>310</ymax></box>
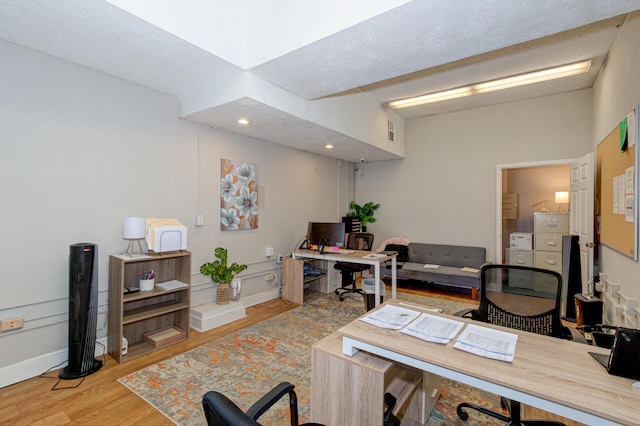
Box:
<box><xmin>561</xmin><ymin>235</ymin><xmax>583</xmax><ymax>322</ymax></box>
<box><xmin>59</xmin><ymin>243</ymin><xmax>103</xmax><ymax>379</ymax></box>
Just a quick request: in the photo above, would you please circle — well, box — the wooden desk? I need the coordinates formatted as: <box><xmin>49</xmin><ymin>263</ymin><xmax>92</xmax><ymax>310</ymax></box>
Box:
<box><xmin>292</xmin><ymin>249</ymin><xmax>397</xmax><ymax>306</ymax></box>
<box><xmin>333</xmin><ymin>300</ymin><xmax>640</xmax><ymax>426</ymax></box>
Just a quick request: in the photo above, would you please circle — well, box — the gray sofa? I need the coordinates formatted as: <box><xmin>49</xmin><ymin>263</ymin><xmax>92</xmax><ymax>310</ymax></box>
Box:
<box><xmin>387</xmin><ymin>242</ymin><xmax>489</xmax><ymax>298</ymax></box>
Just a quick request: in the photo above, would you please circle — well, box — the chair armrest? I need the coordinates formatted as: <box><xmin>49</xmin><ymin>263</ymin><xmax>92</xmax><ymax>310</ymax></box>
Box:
<box><xmin>246</xmin><ymin>381</ymin><xmax>296</xmax><ymax>420</ymax></box>
<box><xmin>454</xmin><ymin>308</ymin><xmax>474</xmax><ymax>318</ymax></box>
<box><xmin>567</xmin><ymin>326</ymin><xmax>588</xmax><ymax>344</ymax></box>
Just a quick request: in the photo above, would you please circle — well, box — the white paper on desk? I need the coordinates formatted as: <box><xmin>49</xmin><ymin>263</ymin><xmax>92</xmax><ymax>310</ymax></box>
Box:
<box><xmin>360</xmin><ymin>304</ymin><xmax>420</xmax><ymax>329</ymax></box>
<box><xmin>453</xmin><ymin>324</ymin><xmax>518</xmax><ymax>362</ymax></box>
<box><xmin>400</xmin><ymin>313</ymin><xmax>465</xmax><ymax>344</ymax></box>
<box><xmin>363</xmin><ymin>253</ymin><xmax>386</xmax><ymax>259</ymax></box>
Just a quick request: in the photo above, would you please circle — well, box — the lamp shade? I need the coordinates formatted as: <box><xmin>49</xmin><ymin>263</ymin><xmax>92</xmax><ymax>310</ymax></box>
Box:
<box><xmin>123</xmin><ymin>217</ymin><xmax>145</xmax><ymax>239</ymax></box>
<box><xmin>555</xmin><ymin>191</ymin><xmax>569</xmax><ymax>204</ymax></box>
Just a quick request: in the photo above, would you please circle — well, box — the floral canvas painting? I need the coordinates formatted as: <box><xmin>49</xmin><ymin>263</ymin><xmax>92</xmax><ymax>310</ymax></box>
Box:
<box><xmin>220</xmin><ymin>159</ymin><xmax>259</xmax><ymax>230</ymax></box>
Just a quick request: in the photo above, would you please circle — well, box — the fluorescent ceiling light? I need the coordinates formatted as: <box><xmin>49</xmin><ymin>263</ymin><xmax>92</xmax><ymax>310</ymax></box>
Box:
<box><xmin>388</xmin><ymin>87</ymin><xmax>472</xmax><ymax>108</ymax></box>
<box><xmin>237</xmin><ymin>118</ymin><xmax>250</xmax><ymax>125</ymax></box>
<box><xmin>388</xmin><ymin>60</ymin><xmax>591</xmax><ymax>109</ymax></box>
<box><xmin>474</xmin><ymin>61</ymin><xmax>591</xmax><ymax>93</ymax></box>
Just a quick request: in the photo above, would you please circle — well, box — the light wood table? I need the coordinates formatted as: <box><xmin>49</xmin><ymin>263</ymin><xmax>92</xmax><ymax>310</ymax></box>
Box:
<box><xmin>292</xmin><ymin>248</ymin><xmax>397</xmax><ymax>306</ymax></box>
<box><xmin>333</xmin><ymin>300</ymin><xmax>640</xmax><ymax>426</ymax></box>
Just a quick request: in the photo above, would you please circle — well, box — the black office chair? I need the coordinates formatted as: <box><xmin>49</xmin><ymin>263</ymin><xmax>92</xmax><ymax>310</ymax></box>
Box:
<box><xmin>334</xmin><ymin>232</ymin><xmax>374</xmax><ymax>301</ymax></box>
<box><xmin>202</xmin><ymin>381</ymin><xmax>324</xmax><ymax>426</ymax></box>
<box><xmin>454</xmin><ymin>264</ymin><xmax>578</xmax><ymax>426</ymax></box>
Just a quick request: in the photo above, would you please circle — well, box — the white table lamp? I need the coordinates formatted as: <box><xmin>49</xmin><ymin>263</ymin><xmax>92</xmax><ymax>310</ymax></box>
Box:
<box><xmin>555</xmin><ymin>191</ymin><xmax>569</xmax><ymax>212</ymax></box>
<box><xmin>123</xmin><ymin>217</ymin><xmax>146</xmax><ymax>256</ymax></box>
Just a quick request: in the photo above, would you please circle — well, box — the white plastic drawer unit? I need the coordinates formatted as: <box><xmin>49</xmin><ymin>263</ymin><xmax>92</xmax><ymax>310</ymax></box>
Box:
<box><xmin>510</xmin><ymin>233</ymin><xmax>533</xmax><ymax>250</ymax></box>
<box><xmin>534</xmin><ymin>233</ymin><xmax>563</xmax><ymax>252</ymax></box>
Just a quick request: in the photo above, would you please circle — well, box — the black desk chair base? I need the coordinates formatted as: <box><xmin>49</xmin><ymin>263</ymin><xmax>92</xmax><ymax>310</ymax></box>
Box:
<box><xmin>333</xmin><ymin>232</ymin><xmax>374</xmax><ymax>302</ymax></box>
<box><xmin>333</xmin><ymin>266</ymin><xmax>366</xmax><ymax>301</ymax></box>
<box><xmin>457</xmin><ymin>397</ymin><xmax>565</xmax><ymax>426</ymax></box>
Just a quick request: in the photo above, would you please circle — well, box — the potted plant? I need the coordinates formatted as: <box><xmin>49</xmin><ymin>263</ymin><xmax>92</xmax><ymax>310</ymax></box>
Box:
<box><xmin>346</xmin><ymin>201</ymin><xmax>380</xmax><ymax>231</ymax></box>
<box><xmin>200</xmin><ymin>247</ymin><xmax>247</xmax><ymax>304</ymax></box>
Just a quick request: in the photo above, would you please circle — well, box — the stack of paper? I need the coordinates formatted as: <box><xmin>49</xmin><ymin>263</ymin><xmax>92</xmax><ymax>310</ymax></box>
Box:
<box><xmin>146</xmin><ymin>217</ymin><xmax>187</xmax><ymax>252</ymax></box>
<box><xmin>400</xmin><ymin>313</ymin><xmax>465</xmax><ymax>344</ymax></box>
<box><xmin>453</xmin><ymin>324</ymin><xmax>518</xmax><ymax>362</ymax></box>
<box><xmin>156</xmin><ymin>280</ymin><xmax>189</xmax><ymax>291</ymax></box>
<box><xmin>363</xmin><ymin>253</ymin><xmax>386</xmax><ymax>259</ymax></box>
<box><xmin>359</xmin><ymin>305</ymin><xmax>421</xmax><ymax>329</ymax></box>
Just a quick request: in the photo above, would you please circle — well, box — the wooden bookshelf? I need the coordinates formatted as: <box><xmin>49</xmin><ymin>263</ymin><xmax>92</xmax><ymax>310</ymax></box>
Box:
<box><xmin>108</xmin><ymin>251</ymin><xmax>191</xmax><ymax>363</ymax></box>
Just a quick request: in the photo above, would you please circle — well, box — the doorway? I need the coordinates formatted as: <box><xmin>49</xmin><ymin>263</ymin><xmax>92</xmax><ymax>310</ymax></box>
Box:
<box><xmin>496</xmin><ymin>160</ymin><xmax>572</xmax><ymax>264</ymax></box>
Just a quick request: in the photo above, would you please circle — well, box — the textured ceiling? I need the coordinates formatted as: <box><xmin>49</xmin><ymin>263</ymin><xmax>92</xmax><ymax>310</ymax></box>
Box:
<box><xmin>1</xmin><ymin>0</ymin><xmax>639</xmax><ymax>162</ymax></box>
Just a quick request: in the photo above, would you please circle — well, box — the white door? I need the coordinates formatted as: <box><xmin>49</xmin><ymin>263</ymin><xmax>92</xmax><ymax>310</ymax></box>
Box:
<box><xmin>569</xmin><ymin>152</ymin><xmax>595</xmax><ymax>293</ymax></box>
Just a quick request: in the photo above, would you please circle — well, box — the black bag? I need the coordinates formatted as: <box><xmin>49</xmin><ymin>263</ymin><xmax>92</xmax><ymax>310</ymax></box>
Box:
<box><xmin>384</xmin><ymin>244</ymin><xmax>409</xmax><ymax>262</ymax></box>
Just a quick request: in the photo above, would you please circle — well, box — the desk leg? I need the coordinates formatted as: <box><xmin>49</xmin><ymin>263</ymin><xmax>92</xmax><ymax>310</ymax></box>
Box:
<box><xmin>374</xmin><ymin>262</ymin><xmax>381</xmax><ymax>307</ymax></box>
<box><xmin>391</xmin><ymin>256</ymin><xmax>397</xmax><ymax>300</ymax></box>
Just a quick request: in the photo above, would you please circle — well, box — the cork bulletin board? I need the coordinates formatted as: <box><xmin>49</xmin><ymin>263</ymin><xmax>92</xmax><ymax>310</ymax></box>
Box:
<box><xmin>595</xmin><ymin>106</ymin><xmax>638</xmax><ymax>260</ymax></box>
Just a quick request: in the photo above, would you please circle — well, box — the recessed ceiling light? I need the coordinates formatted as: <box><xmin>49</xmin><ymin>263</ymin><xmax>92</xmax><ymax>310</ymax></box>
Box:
<box><xmin>237</xmin><ymin>118</ymin><xmax>250</xmax><ymax>125</ymax></box>
<box><xmin>325</xmin><ymin>144</ymin><xmax>334</xmax><ymax>149</ymax></box>
<box><xmin>388</xmin><ymin>60</ymin><xmax>592</xmax><ymax>109</ymax></box>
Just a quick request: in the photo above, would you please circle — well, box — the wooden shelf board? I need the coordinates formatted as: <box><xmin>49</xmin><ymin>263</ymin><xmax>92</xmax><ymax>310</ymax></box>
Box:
<box><xmin>123</xmin><ymin>301</ymin><xmax>190</xmax><ymax>324</ymax></box>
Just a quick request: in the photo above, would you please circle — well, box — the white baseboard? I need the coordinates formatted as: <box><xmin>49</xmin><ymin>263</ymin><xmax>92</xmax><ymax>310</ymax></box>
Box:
<box><xmin>0</xmin><ymin>336</ymin><xmax>108</xmax><ymax>389</ymax></box>
<box><xmin>0</xmin><ymin>289</ymin><xmax>283</xmax><ymax>388</ymax></box>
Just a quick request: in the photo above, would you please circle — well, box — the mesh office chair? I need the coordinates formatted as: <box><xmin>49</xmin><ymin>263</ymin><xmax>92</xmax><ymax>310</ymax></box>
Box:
<box><xmin>455</xmin><ymin>264</ymin><xmax>576</xmax><ymax>426</ymax></box>
<box><xmin>334</xmin><ymin>232</ymin><xmax>374</xmax><ymax>301</ymax></box>
<box><xmin>202</xmin><ymin>381</ymin><xmax>324</xmax><ymax>426</ymax></box>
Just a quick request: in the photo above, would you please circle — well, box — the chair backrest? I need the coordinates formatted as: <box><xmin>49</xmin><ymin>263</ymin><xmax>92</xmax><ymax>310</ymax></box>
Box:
<box><xmin>384</xmin><ymin>244</ymin><xmax>409</xmax><ymax>262</ymax></box>
<box><xmin>473</xmin><ymin>264</ymin><xmax>567</xmax><ymax>338</ymax></box>
<box><xmin>346</xmin><ymin>232</ymin><xmax>374</xmax><ymax>250</ymax></box>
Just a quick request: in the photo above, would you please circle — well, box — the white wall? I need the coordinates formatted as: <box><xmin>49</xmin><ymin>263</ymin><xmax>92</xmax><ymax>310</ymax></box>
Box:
<box><xmin>0</xmin><ymin>40</ymin><xmax>346</xmax><ymax>380</ymax></box>
<box><xmin>355</xmin><ymin>90</ymin><xmax>593</xmax><ymax>262</ymax></box>
<box><xmin>592</xmin><ymin>11</ymin><xmax>640</xmax><ymax>327</ymax></box>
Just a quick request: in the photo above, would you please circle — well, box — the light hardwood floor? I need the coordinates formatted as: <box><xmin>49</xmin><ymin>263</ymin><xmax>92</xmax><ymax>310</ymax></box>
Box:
<box><xmin>0</xmin><ymin>286</ymin><xmax>581</xmax><ymax>425</ymax></box>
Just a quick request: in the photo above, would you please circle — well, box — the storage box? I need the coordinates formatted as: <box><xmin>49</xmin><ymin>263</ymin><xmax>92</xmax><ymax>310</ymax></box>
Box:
<box><xmin>510</xmin><ymin>232</ymin><xmax>533</xmax><ymax>250</ymax></box>
<box><xmin>143</xmin><ymin>326</ymin><xmax>186</xmax><ymax>348</ymax></box>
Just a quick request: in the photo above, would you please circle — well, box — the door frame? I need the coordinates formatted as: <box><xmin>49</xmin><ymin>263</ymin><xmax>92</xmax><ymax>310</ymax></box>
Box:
<box><xmin>495</xmin><ymin>159</ymin><xmax>575</xmax><ymax>264</ymax></box>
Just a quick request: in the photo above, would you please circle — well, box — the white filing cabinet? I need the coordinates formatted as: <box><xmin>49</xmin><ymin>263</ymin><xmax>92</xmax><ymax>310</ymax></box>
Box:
<box><xmin>534</xmin><ymin>213</ymin><xmax>568</xmax><ymax>273</ymax></box>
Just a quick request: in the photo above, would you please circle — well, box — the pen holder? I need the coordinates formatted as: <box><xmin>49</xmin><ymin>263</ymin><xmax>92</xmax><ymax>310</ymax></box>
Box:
<box><xmin>139</xmin><ymin>278</ymin><xmax>155</xmax><ymax>292</ymax></box>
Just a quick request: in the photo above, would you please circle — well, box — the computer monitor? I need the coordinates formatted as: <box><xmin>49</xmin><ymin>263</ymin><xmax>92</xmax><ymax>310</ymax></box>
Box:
<box><xmin>307</xmin><ymin>222</ymin><xmax>345</xmax><ymax>247</ymax></box>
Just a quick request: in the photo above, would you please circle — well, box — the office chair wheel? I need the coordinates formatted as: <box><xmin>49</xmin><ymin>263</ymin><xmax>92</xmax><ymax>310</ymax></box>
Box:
<box><xmin>339</xmin><ymin>295</ymin><xmax>345</xmax><ymax>301</ymax></box>
<box><xmin>334</xmin><ymin>289</ymin><xmax>340</xmax><ymax>295</ymax></box>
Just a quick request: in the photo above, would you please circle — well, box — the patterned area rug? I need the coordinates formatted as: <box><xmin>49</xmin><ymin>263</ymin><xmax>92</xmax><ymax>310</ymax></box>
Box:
<box><xmin>118</xmin><ymin>291</ymin><xmax>505</xmax><ymax>425</ymax></box>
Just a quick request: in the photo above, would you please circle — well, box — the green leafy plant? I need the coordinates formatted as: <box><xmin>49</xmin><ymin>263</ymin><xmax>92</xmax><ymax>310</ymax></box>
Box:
<box><xmin>346</xmin><ymin>201</ymin><xmax>381</xmax><ymax>227</ymax></box>
<box><xmin>200</xmin><ymin>247</ymin><xmax>247</xmax><ymax>283</ymax></box>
